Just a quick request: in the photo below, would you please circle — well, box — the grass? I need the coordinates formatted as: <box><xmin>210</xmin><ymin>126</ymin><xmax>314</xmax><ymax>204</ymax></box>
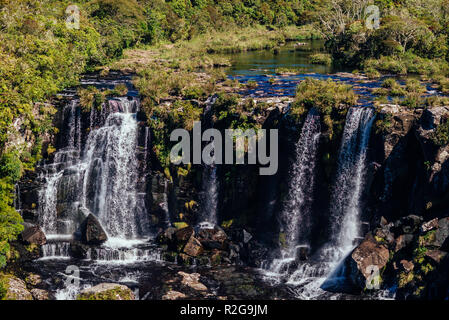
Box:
<box><xmin>363</xmin><ymin>53</ymin><xmax>449</xmax><ymax>78</ymax></box>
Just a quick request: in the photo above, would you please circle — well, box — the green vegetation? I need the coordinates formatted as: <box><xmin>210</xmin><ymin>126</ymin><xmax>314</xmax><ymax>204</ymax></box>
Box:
<box><xmin>318</xmin><ymin>0</ymin><xmax>449</xmax><ymax>81</ymax></box>
<box><xmin>432</xmin><ymin>116</ymin><xmax>449</xmax><ymax>146</ymax></box>
<box><xmin>310</xmin><ymin>53</ymin><xmax>332</xmax><ymax>66</ymax></box>
<box><xmin>77</xmin><ymin>286</ymin><xmax>134</xmax><ymax>300</ymax></box>
<box><xmin>290</xmin><ymin>78</ymin><xmax>357</xmax><ymax>125</ymax></box>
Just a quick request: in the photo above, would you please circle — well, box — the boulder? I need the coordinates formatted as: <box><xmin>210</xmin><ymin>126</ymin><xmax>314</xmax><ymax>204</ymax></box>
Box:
<box><xmin>425</xmin><ymin>250</ymin><xmax>447</xmax><ymax>264</ymax></box>
<box><xmin>394</xmin><ymin>234</ymin><xmax>414</xmax><ymax>252</ymax></box>
<box><xmin>399</xmin><ymin>260</ymin><xmax>414</xmax><ymax>273</ymax></box>
<box><xmin>21</xmin><ymin>225</ymin><xmax>46</xmax><ymax>245</ymax></box>
<box><xmin>421</xmin><ymin>218</ymin><xmax>439</xmax><ymax>233</ymax></box>
<box><xmin>198</xmin><ymin>226</ymin><xmax>228</xmax><ymax>250</ymax></box>
<box><xmin>77</xmin><ymin>283</ymin><xmax>135</xmax><ymax>300</ymax></box>
<box><xmin>178</xmin><ymin>272</ymin><xmax>207</xmax><ymax>291</ymax></box>
<box><xmin>31</xmin><ymin>289</ymin><xmax>49</xmax><ymax>300</ymax></box>
<box><xmin>80</xmin><ymin>214</ymin><xmax>107</xmax><ymax>245</ymax></box>
<box><xmin>183</xmin><ymin>236</ymin><xmax>203</xmax><ymax>257</ymax></box>
<box><xmin>175</xmin><ymin>226</ymin><xmax>195</xmax><ymax>243</ymax></box>
<box><xmin>347</xmin><ymin>235</ymin><xmax>390</xmax><ymax>289</ymax></box>
<box><xmin>2</xmin><ymin>276</ymin><xmax>33</xmax><ymax>300</ymax></box>
<box><xmin>162</xmin><ymin>290</ymin><xmax>186</xmax><ymax>300</ymax></box>
<box><xmin>419</xmin><ymin>217</ymin><xmax>449</xmax><ymax>249</ymax></box>
<box><xmin>394</xmin><ymin>215</ymin><xmax>423</xmax><ymax>234</ymax></box>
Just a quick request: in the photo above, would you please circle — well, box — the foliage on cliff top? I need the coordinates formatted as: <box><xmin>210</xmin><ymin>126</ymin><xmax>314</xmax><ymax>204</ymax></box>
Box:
<box><xmin>291</xmin><ymin>78</ymin><xmax>357</xmax><ymax>118</ymax></box>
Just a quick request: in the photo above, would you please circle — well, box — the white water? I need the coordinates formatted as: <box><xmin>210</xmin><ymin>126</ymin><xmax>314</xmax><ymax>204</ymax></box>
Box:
<box><xmin>267</xmin><ymin>108</ymin><xmax>321</xmax><ymax>275</ymax></box>
<box><xmin>329</xmin><ymin>107</ymin><xmax>376</xmax><ymax>256</ymax></box>
<box><xmin>199</xmin><ymin>164</ymin><xmax>219</xmax><ymax>228</ymax></box>
<box><xmin>265</xmin><ymin>107</ymin><xmax>375</xmax><ymax>300</ymax></box>
<box><xmin>36</xmin><ymin>97</ymin><xmax>153</xmax><ymax>261</ymax></box>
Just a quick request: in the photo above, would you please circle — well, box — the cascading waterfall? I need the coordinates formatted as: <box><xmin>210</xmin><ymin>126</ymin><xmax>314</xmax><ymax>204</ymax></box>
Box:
<box><xmin>267</xmin><ymin>108</ymin><xmax>321</xmax><ymax>275</ymax></box>
<box><xmin>35</xmin><ymin>97</ymin><xmax>152</xmax><ymax>260</ymax></box>
<box><xmin>329</xmin><ymin>107</ymin><xmax>376</xmax><ymax>255</ymax></box>
<box><xmin>286</xmin><ymin>107</ymin><xmax>375</xmax><ymax>299</ymax></box>
<box><xmin>199</xmin><ymin>95</ymin><xmax>220</xmax><ymax>229</ymax></box>
<box><xmin>199</xmin><ymin>164</ymin><xmax>219</xmax><ymax>228</ymax></box>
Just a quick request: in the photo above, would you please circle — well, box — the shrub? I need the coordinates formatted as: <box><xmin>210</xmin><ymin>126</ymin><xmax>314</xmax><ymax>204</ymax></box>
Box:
<box><xmin>292</xmin><ymin>78</ymin><xmax>357</xmax><ymax>116</ymax></box>
<box><xmin>310</xmin><ymin>53</ymin><xmax>332</xmax><ymax>66</ymax></box>
<box><xmin>432</xmin><ymin>116</ymin><xmax>449</xmax><ymax>146</ymax></box>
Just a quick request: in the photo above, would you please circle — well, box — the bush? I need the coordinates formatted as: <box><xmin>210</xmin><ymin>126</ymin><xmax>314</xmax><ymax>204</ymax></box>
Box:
<box><xmin>432</xmin><ymin>116</ymin><xmax>449</xmax><ymax>146</ymax></box>
<box><xmin>291</xmin><ymin>78</ymin><xmax>357</xmax><ymax>117</ymax></box>
<box><xmin>310</xmin><ymin>53</ymin><xmax>332</xmax><ymax>66</ymax></box>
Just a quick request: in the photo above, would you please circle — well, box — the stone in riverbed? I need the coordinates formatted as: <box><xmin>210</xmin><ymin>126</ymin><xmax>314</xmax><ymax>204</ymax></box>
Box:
<box><xmin>178</xmin><ymin>272</ymin><xmax>207</xmax><ymax>291</ymax></box>
<box><xmin>31</xmin><ymin>288</ymin><xmax>49</xmax><ymax>300</ymax></box>
<box><xmin>183</xmin><ymin>236</ymin><xmax>203</xmax><ymax>257</ymax></box>
<box><xmin>80</xmin><ymin>214</ymin><xmax>107</xmax><ymax>245</ymax></box>
<box><xmin>21</xmin><ymin>225</ymin><xmax>46</xmax><ymax>245</ymax></box>
<box><xmin>347</xmin><ymin>234</ymin><xmax>390</xmax><ymax>290</ymax></box>
<box><xmin>77</xmin><ymin>283</ymin><xmax>135</xmax><ymax>300</ymax></box>
<box><xmin>1</xmin><ymin>276</ymin><xmax>33</xmax><ymax>300</ymax></box>
<box><xmin>162</xmin><ymin>290</ymin><xmax>186</xmax><ymax>300</ymax></box>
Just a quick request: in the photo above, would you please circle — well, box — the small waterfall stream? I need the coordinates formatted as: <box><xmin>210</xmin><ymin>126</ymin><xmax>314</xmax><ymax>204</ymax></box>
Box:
<box><xmin>267</xmin><ymin>108</ymin><xmax>321</xmax><ymax>275</ymax></box>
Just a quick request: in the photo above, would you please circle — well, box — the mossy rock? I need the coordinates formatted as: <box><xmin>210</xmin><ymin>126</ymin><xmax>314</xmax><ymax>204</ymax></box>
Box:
<box><xmin>77</xmin><ymin>283</ymin><xmax>135</xmax><ymax>300</ymax></box>
<box><xmin>0</xmin><ymin>274</ymin><xmax>33</xmax><ymax>300</ymax></box>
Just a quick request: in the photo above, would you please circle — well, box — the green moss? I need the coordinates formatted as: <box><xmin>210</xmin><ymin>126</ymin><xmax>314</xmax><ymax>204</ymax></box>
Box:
<box><xmin>221</xmin><ymin>220</ymin><xmax>233</xmax><ymax>229</ymax></box>
<box><xmin>77</xmin><ymin>287</ymin><xmax>133</xmax><ymax>300</ymax></box>
<box><xmin>173</xmin><ymin>222</ymin><xmax>189</xmax><ymax>230</ymax></box>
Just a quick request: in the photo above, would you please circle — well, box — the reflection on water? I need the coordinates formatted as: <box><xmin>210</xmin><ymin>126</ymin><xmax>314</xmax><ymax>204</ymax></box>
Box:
<box><xmin>227</xmin><ymin>40</ymin><xmax>336</xmax><ymax>76</ymax></box>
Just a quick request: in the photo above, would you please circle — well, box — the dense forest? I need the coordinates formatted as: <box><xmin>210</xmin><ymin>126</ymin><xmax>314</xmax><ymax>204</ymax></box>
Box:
<box><xmin>1</xmin><ymin>0</ymin><xmax>449</xmax><ymax>299</ymax></box>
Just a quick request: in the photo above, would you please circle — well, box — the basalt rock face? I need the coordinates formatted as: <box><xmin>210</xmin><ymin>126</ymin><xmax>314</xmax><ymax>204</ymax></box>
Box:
<box><xmin>368</xmin><ymin>105</ymin><xmax>449</xmax><ymax>225</ymax></box>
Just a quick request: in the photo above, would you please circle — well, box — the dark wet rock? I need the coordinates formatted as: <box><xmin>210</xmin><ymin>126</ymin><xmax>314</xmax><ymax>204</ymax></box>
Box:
<box><xmin>69</xmin><ymin>241</ymin><xmax>91</xmax><ymax>259</ymax></box>
<box><xmin>77</xmin><ymin>283</ymin><xmax>135</xmax><ymax>300</ymax></box>
<box><xmin>21</xmin><ymin>225</ymin><xmax>46</xmax><ymax>245</ymax></box>
<box><xmin>374</xmin><ymin>227</ymin><xmax>395</xmax><ymax>246</ymax></box>
<box><xmin>197</xmin><ymin>226</ymin><xmax>228</xmax><ymax>250</ymax></box>
<box><xmin>394</xmin><ymin>215</ymin><xmax>423</xmax><ymax>234</ymax></box>
<box><xmin>80</xmin><ymin>214</ymin><xmax>107</xmax><ymax>245</ymax></box>
<box><xmin>156</xmin><ymin>227</ymin><xmax>177</xmax><ymax>244</ymax></box>
<box><xmin>394</xmin><ymin>234</ymin><xmax>414</xmax><ymax>252</ymax></box>
<box><xmin>425</xmin><ymin>250</ymin><xmax>447</xmax><ymax>264</ymax></box>
<box><xmin>347</xmin><ymin>234</ymin><xmax>390</xmax><ymax>290</ymax></box>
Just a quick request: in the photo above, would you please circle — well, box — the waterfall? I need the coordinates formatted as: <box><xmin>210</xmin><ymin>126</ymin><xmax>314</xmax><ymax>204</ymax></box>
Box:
<box><xmin>329</xmin><ymin>107</ymin><xmax>375</xmax><ymax>255</ymax></box>
<box><xmin>286</xmin><ymin>107</ymin><xmax>375</xmax><ymax>299</ymax></box>
<box><xmin>199</xmin><ymin>164</ymin><xmax>219</xmax><ymax>228</ymax></box>
<box><xmin>199</xmin><ymin>95</ymin><xmax>220</xmax><ymax>229</ymax></box>
<box><xmin>35</xmin><ymin>97</ymin><xmax>151</xmax><ymax>249</ymax></box>
<box><xmin>267</xmin><ymin>108</ymin><xmax>321</xmax><ymax>275</ymax></box>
